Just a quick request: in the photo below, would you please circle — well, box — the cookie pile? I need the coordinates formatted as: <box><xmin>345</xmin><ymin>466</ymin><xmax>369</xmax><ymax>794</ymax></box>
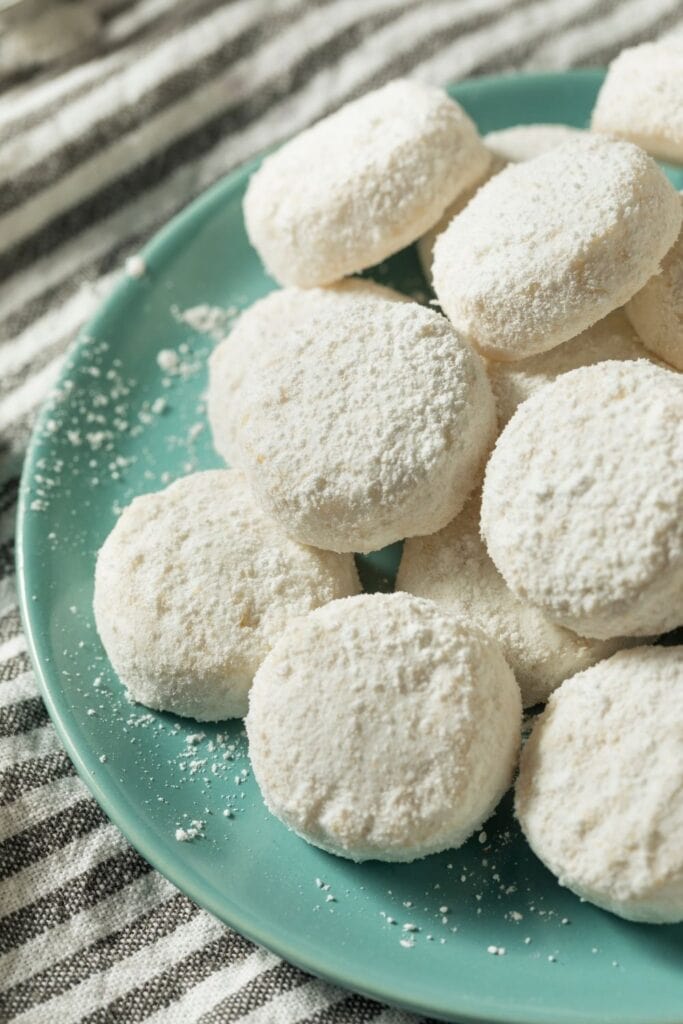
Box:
<box><xmin>94</xmin><ymin>43</ymin><xmax>683</xmax><ymax>922</ymax></box>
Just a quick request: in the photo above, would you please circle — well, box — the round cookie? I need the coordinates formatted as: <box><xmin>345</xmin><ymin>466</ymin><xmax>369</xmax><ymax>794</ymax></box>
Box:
<box><xmin>432</xmin><ymin>135</ymin><xmax>682</xmax><ymax>361</ymax></box>
<box><xmin>484</xmin><ymin>123</ymin><xmax>585</xmax><ymax>163</ymax></box>
<box><xmin>481</xmin><ymin>360</ymin><xmax>683</xmax><ymax>640</ymax></box>
<box><xmin>236</xmin><ymin>294</ymin><xmax>496</xmax><ymax>553</ymax></box>
<box><xmin>208</xmin><ymin>280</ymin><xmax>407</xmax><ymax>465</ymax></box>
<box><xmin>418</xmin><ymin>124</ymin><xmax>584</xmax><ymax>287</ymax></box>
<box><xmin>591</xmin><ymin>41</ymin><xmax>683</xmax><ymax>163</ymax></box>
<box><xmin>516</xmin><ymin>645</ymin><xmax>683</xmax><ymax>923</ymax></box>
<box><xmin>397</xmin><ymin>492</ymin><xmax>633</xmax><ymax>707</ymax></box>
<box><xmin>247</xmin><ymin>592</ymin><xmax>521</xmax><ymax>862</ymax></box>
<box><xmin>244</xmin><ymin>79</ymin><xmax>490</xmax><ymax>287</ymax></box>
<box><xmin>626</xmin><ymin>193</ymin><xmax>683</xmax><ymax>371</ymax></box>
<box><xmin>93</xmin><ymin>470</ymin><xmax>360</xmax><ymax>721</ymax></box>
<box><xmin>487</xmin><ymin>308</ymin><xmax>656</xmax><ymax>427</ymax></box>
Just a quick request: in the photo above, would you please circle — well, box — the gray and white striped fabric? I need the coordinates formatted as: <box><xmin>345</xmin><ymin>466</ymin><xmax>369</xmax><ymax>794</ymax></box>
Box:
<box><xmin>1</xmin><ymin>2</ymin><xmax>682</xmax><ymax>1021</ymax></box>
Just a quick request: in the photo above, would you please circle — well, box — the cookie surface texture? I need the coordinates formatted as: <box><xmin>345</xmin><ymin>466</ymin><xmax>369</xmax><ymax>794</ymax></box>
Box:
<box><xmin>516</xmin><ymin>646</ymin><xmax>683</xmax><ymax>923</ymax></box>
<box><xmin>397</xmin><ymin>492</ymin><xmax>632</xmax><ymax>707</ymax></box>
<box><xmin>237</xmin><ymin>295</ymin><xmax>496</xmax><ymax>553</ymax></box>
<box><xmin>481</xmin><ymin>361</ymin><xmax>683</xmax><ymax>639</ymax></box>
<box><xmin>244</xmin><ymin>79</ymin><xmax>490</xmax><ymax>286</ymax></box>
<box><xmin>591</xmin><ymin>42</ymin><xmax>683</xmax><ymax>163</ymax></box>
<box><xmin>94</xmin><ymin>470</ymin><xmax>360</xmax><ymax>720</ymax></box>
<box><xmin>432</xmin><ymin>136</ymin><xmax>682</xmax><ymax>360</ymax></box>
<box><xmin>247</xmin><ymin>592</ymin><xmax>521</xmax><ymax>861</ymax></box>
<box><xmin>208</xmin><ymin>280</ymin><xmax>406</xmax><ymax>465</ymax></box>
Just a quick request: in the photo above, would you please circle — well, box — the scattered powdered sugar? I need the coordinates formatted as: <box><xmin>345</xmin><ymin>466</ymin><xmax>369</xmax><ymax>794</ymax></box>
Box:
<box><xmin>175</xmin><ymin>820</ymin><xmax>205</xmax><ymax>842</ymax></box>
<box><xmin>157</xmin><ymin>349</ymin><xmax>180</xmax><ymax>372</ymax></box>
<box><xmin>172</xmin><ymin>303</ymin><xmax>238</xmax><ymax>342</ymax></box>
<box><xmin>125</xmin><ymin>255</ymin><xmax>147</xmax><ymax>279</ymax></box>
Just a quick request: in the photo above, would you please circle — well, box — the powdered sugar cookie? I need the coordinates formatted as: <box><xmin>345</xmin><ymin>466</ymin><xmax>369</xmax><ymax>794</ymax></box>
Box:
<box><xmin>397</xmin><ymin>492</ymin><xmax>632</xmax><ymax>707</ymax></box>
<box><xmin>236</xmin><ymin>295</ymin><xmax>496</xmax><ymax>553</ymax></box>
<box><xmin>516</xmin><ymin>645</ymin><xmax>683</xmax><ymax>923</ymax></box>
<box><xmin>208</xmin><ymin>280</ymin><xmax>407</xmax><ymax>465</ymax></box>
<box><xmin>483</xmin><ymin>123</ymin><xmax>585</xmax><ymax>163</ymax></box>
<box><xmin>244</xmin><ymin>79</ymin><xmax>490</xmax><ymax>287</ymax></box>
<box><xmin>247</xmin><ymin>592</ymin><xmax>521</xmax><ymax>862</ymax></box>
<box><xmin>592</xmin><ymin>41</ymin><xmax>683</xmax><ymax>163</ymax></box>
<box><xmin>626</xmin><ymin>194</ymin><xmax>683</xmax><ymax>371</ymax></box>
<box><xmin>417</xmin><ymin>168</ymin><xmax>493</xmax><ymax>285</ymax></box>
<box><xmin>481</xmin><ymin>361</ymin><xmax>683</xmax><ymax>640</ymax></box>
<box><xmin>94</xmin><ymin>470</ymin><xmax>359</xmax><ymax>721</ymax></box>
<box><xmin>487</xmin><ymin>309</ymin><xmax>655</xmax><ymax>427</ymax></box>
<box><xmin>432</xmin><ymin>136</ymin><xmax>681</xmax><ymax>361</ymax></box>
<box><xmin>418</xmin><ymin>125</ymin><xmax>584</xmax><ymax>286</ymax></box>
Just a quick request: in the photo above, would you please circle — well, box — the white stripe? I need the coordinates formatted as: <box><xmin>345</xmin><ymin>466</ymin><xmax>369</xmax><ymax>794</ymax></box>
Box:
<box><xmin>0</xmin><ymin>633</ymin><xmax>27</xmax><ymax>666</ymax></box>
<box><xmin>1</xmin><ymin>773</ymin><xmax>86</xmax><ymax>842</ymax></box>
<box><xmin>0</xmin><ymin>355</ymin><xmax>63</xmax><ymax>435</ymax></box>
<box><xmin>105</xmin><ymin>0</ymin><xmax>189</xmax><ymax>44</ymax></box>
<box><xmin>411</xmin><ymin>0</ymin><xmax>600</xmax><ymax>84</ymax></box>
<box><xmin>0</xmin><ymin>0</ymin><xmax>503</xmax><ymax>330</ymax></box>
<box><xmin>0</xmin><ymin>0</ymin><xmax>278</xmax><ymax>185</ymax></box>
<box><xmin>17</xmin><ymin>907</ymin><xmax>229</xmax><ymax>1024</ymax></box>
<box><xmin>372</xmin><ymin>1009</ymin><xmax>420</xmax><ymax>1024</ymax></box>
<box><xmin>0</xmin><ymin>0</ymin><xmax>413</xmax><ymax>258</ymax></box>
<box><xmin>144</xmin><ymin>945</ymin><xmax>273</xmax><ymax>1024</ymax></box>
<box><xmin>0</xmin><ymin>668</ymin><xmax>34</xmax><ymax>708</ymax></box>
<box><xmin>0</xmin><ymin>723</ymin><xmax>61</xmax><ymax>771</ymax></box>
<box><xmin>245</xmin><ymin>978</ymin><xmax>343</xmax><ymax>1024</ymax></box>
<box><xmin>0</xmin><ymin>821</ymin><xmax>126</xmax><ymax>915</ymax></box>
<box><xmin>522</xmin><ymin>0</ymin><xmax>683</xmax><ymax>68</ymax></box>
<box><xmin>0</xmin><ymin>577</ymin><xmax>17</xmax><ymax>620</ymax></box>
<box><xmin>0</xmin><ymin>52</ymin><xmax>124</xmax><ymax>138</ymax></box>
<box><xmin>0</xmin><ymin>271</ymin><xmax>117</xmax><ymax>378</ymax></box>
<box><xmin>0</xmin><ymin>870</ymin><xmax>174</xmax><ymax>989</ymax></box>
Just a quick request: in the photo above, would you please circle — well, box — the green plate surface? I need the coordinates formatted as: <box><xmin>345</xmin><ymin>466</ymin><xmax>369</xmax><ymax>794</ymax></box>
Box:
<box><xmin>17</xmin><ymin>71</ymin><xmax>683</xmax><ymax>1024</ymax></box>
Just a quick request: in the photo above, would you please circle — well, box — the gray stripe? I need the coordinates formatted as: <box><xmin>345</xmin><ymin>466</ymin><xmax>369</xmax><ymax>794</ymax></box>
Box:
<box><xmin>1</xmin><ymin>409</ymin><xmax>45</xmax><ymax>460</ymax></box>
<box><xmin>0</xmin><ymin>845</ymin><xmax>152</xmax><ymax>954</ymax></box>
<box><xmin>0</xmin><ymin>477</ymin><xmax>19</xmax><ymax>515</ymax></box>
<box><xmin>0</xmin><ymin>696</ymin><xmax>48</xmax><ymax>739</ymax></box>
<box><xmin>197</xmin><ymin>960</ymin><xmax>310</xmax><ymax>1024</ymax></box>
<box><xmin>343</xmin><ymin>0</ymin><xmax>536</xmax><ymax>94</ymax></box>
<box><xmin>0</xmin><ymin>796</ymin><xmax>106</xmax><ymax>880</ymax></box>
<box><xmin>0</xmin><ymin>329</ymin><xmax>75</xmax><ymax>404</ymax></box>
<box><xmin>0</xmin><ymin>609</ymin><xmax>21</xmax><ymax>645</ymax></box>
<box><xmin>0</xmin><ymin>749</ymin><xmax>76</xmax><ymax>806</ymax></box>
<box><xmin>0</xmin><ymin>892</ymin><xmax>200</xmax><ymax>1016</ymax></box>
<box><xmin>568</xmin><ymin>6</ymin><xmax>683</xmax><ymax>66</ymax></box>
<box><xmin>0</xmin><ymin>226</ymin><xmax>145</xmax><ymax>344</ymax></box>
<box><xmin>0</xmin><ymin>537</ymin><xmax>14</xmax><ymax>583</ymax></box>
<box><xmin>471</xmin><ymin>0</ymin><xmax>663</xmax><ymax>75</ymax></box>
<box><xmin>0</xmin><ymin>653</ymin><xmax>30</xmax><ymax>684</ymax></box>
<box><xmin>302</xmin><ymin>993</ymin><xmax>386</xmax><ymax>1024</ymax></box>
<box><xmin>80</xmin><ymin>930</ymin><xmax>255</xmax><ymax>1024</ymax></box>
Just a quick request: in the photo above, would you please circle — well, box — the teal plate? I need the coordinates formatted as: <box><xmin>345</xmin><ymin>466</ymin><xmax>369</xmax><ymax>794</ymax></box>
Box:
<box><xmin>17</xmin><ymin>71</ymin><xmax>683</xmax><ymax>1024</ymax></box>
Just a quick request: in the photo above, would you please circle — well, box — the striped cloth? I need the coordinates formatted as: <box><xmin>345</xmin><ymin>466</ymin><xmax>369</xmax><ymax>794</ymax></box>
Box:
<box><xmin>1</xmin><ymin>2</ymin><xmax>682</xmax><ymax>1021</ymax></box>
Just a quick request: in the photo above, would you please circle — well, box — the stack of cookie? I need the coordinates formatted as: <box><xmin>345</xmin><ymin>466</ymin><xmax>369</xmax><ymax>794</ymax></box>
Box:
<box><xmin>94</xmin><ymin>41</ymin><xmax>683</xmax><ymax>923</ymax></box>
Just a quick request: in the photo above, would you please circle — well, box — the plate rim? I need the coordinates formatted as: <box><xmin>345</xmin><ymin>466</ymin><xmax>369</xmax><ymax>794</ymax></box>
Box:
<box><xmin>20</xmin><ymin>67</ymin><xmax>680</xmax><ymax>1024</ymax></box>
